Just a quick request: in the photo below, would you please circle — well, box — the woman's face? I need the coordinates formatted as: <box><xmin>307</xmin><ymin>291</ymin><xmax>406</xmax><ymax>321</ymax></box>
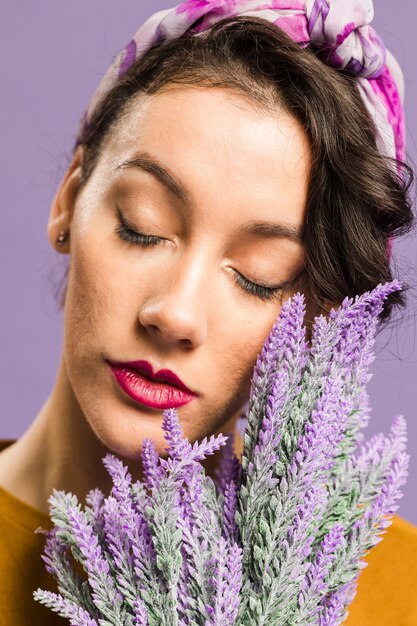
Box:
<box><xmin>50</xmin><ymin>86</ymin><xmax>310</xmax><ymax>462</ymax></box>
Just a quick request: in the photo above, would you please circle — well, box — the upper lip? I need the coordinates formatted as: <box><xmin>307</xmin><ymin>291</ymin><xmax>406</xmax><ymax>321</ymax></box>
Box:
<box><xmin>106</xmin><ymin>359</ymin><xmax>197</xmax><ymax>395</ymax></box>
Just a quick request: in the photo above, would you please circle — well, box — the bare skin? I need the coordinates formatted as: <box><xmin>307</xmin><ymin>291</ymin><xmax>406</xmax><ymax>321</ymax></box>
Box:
<box><xmin>0</xmin><ymin>86</ymin><xmax>312</xmax><ymax>516</ymax></box>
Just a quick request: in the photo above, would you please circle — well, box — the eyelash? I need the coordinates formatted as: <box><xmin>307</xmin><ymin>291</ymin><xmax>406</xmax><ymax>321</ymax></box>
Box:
<box><xmin>233</xmin><ymin>272</ymin><xmax>284</xmax><ymax>302</ymax></box>
<box><xmin>115</xmin><ymin>221</ymin><xmax>163</xmax><ymax>248</ymax></box>
<box><xmin>114</xmin><ymin>220</ymin><xmax>285</xmax><ymax>302</ymax></box>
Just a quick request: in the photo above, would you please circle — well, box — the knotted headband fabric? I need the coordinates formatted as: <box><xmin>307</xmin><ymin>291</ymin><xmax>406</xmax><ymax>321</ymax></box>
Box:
<box><xmin>75</xmin><ymin>0</ymin><xmax>407</xmax><ymax>260</ymax></box>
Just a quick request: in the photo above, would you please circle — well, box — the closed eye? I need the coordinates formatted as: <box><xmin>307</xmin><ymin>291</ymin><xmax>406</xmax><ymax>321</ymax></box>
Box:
<box><xmin>114</xmin><ymin>205</ymin><xmax>166</xmax><ymax>248</ymax></box>
<box><xmin>115</xmin><ymin>221</ymin><xmax>164</xmax><ymax>247</ymax></box>
<box><xmin>114</xmin><ymin>209</ymin><xmax>288</xmax><ymax>303</ymax></box>
<box><xmin>231</xmin><ymin>270</ymin><xmax>286</xmax><ymax>302</ymax></box>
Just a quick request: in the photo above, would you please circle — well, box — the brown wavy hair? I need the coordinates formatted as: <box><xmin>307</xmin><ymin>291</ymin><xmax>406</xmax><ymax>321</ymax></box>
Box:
<box><xmin>54</xmin><ymin>16</ymin><xmax>416</xmax><ymax>340</ymax></box>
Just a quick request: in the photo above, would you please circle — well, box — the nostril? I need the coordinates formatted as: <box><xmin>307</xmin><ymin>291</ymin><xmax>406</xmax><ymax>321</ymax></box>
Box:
<box><xmin>143</xmin><ymin>323</ymin><xmax>161</xmax><ymax>337</ymax></box>
<box><xmin>145</xmin><ymin>322</ymin><xmax>193</xmax><ymax>346</ymax></box>
<box><xmin>179</xmin><ymin>337</ymin><xmax>193</xmax><ymax>348</ymax></box>
<box><xmin>139</xmin><ymin>307</ymin><xmax>205</xmax><ymax>347</ymax></box>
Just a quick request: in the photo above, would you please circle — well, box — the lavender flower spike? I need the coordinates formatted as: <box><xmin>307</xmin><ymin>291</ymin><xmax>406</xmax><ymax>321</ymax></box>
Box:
<box><xmin>32</xmin><ymin>589</ymin><xmax>99</xmax><ymax>626</ymax></box>
<box><xmin>33</xmin><ymin>279</ymin><xmax>409</xmax><ymax>626</ymax></box>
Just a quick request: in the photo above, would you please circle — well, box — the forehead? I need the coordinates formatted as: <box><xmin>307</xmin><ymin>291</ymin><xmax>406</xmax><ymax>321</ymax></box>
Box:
<box><xmin>98</xmin><ymin>86</ymin><xmax>311</xmax><ymax>225</ymax></box>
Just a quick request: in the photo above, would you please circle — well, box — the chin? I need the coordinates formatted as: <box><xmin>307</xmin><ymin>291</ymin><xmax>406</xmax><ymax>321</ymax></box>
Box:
<box><xmin>88</xmin><ymin>400</ymin><xmax>184</xmax><ymax>463</ymax></box>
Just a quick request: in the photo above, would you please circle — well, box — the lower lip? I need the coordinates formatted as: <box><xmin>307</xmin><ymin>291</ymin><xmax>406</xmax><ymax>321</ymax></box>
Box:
<box><xmin>107</xmin><ymin>362</ymin><xmax>196</xmax><ymax>409</ymax></box>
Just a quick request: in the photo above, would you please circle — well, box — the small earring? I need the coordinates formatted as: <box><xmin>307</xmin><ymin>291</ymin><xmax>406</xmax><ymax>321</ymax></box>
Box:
<box><xmin>56</xmin><ymin>230</ymin><xmax>69</xmax><ymax>246</ymax></box>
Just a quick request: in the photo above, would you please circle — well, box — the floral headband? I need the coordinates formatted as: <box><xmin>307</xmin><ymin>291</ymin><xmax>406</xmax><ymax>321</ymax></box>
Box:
<box><xmin>75</xmin><ymin>0</ymin><xmax>406</xmax><ymax>260</ymax></box>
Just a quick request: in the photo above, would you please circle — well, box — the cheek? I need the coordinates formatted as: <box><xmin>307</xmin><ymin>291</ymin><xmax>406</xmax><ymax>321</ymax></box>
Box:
<box><xmin>215</xmin><ymin>305</ymin><xmax>283</xmax><ymax>398</ymax></box>
<box><xmin>63</xmin><ymin>222</ymin><xmax>137</xmax><ymax>360</ymax></box>
<box><xmin>192</xmin><ymin>307</ymin><xmax>282</xmax><ymax>441</ymax></box>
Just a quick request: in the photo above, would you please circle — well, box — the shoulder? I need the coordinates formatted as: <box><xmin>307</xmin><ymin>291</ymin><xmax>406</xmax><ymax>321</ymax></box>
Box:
<box><xmin>370</xmin><ymin>512</ymin><xmax>417</xmax><ymax>538</ymax></box>
<box><xmin>345</xmin><ymin>514</ymin><xmax>417</xmax><ymax>626</ymax></box>
<box><xmin>375</xmin><ymin>513</ymin><xmax>417</xmax><ymax>562</ymax></box>
<box><xmin>361</xmin><ymin>513</ymin><xmax>417</xmax><ymax>584</ymax></box>
<box><xmin>0</xmin><ymin>439</ymin><xmax>16</xmax><ymax>453</ymax></box>
<box><xmin>388</xmin><ymin>513</ymin><xmax>417</xmax><ymax>541</ymax></box>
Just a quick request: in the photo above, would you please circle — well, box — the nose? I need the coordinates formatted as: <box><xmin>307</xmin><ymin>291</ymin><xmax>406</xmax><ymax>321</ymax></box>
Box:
<box><xmin>138</xmin><ymin>249</ymin><xmax>209</xmax><ymax>349</ymax></box>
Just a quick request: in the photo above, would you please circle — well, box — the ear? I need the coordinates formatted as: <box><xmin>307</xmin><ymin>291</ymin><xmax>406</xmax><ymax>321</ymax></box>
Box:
<box><xmin>47</xmin><ymin>145</ymin><xmax>84</xmax><ymax>253</ymax></box>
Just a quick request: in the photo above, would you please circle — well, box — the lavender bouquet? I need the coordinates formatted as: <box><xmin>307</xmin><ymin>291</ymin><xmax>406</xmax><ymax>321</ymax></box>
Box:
<box><xmin>33</xmin><ymin>280</ymin><xmax>410</xmax><ymax>625</ymax></box>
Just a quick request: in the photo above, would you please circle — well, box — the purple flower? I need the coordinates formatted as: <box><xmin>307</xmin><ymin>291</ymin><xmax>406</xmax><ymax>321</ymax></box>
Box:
<box><xmin>65</xmin><ymin>505</ymin><xmax>126</xmax><ymax>620</ymax></box>
<box><xmin>205</xmin><ymin>535</ymin><xmax>243</xmax><ymax>624</ymax></box>
<box><xmin>33</xmin><ymin>280</ymin><xmax>408</xmax><ymax>626</ymax></box>
<box><xmin>32</xmin><ymin>589</ymin><xmax>99</xmax><ymax>626</ymax></box>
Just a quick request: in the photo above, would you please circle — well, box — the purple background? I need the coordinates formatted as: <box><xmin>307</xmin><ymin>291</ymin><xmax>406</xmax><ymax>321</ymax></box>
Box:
<box><xmin>1</xmin><ymin>2</ymin><xmax>416</xmax><ymax>524</ymax></box>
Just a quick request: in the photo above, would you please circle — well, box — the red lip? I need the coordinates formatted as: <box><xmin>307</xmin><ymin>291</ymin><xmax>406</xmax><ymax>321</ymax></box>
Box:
<box><xmin>107</xmin><ymin>359</ymin><xmax>195</xmax><ymax>394</ymax></box>
<box><xmin>105</xmin><ymin>358</ymin><xmax>198</xmax><ymax>409</ymax></box>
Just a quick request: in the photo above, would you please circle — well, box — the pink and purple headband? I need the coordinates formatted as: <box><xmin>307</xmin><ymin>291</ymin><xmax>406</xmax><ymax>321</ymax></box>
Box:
<box><xmin>75</xmin><ymin>0</ymin><xmax>407</xmax><ymax>260</ymax></box>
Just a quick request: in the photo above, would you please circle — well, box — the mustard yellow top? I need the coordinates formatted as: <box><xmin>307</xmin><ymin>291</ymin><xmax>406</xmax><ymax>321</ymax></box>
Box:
<box><xmin>0</xmin><ymin>438</ymin><xmax>416</xmax><ymax>625</ymax></box>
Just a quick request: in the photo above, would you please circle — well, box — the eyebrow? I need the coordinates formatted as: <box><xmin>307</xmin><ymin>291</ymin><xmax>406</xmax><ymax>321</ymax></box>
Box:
<box><xmin>237</xmin><ymin>220</ymin><xmax>304</xmax><ymax>243</ymax></box>
<box><xmin>115</xmin><ymin>151</ymin><xmax>304</xmax><ymax>243</ymax></box>
<box><xmin>116</xmin><ymin>151</ymin><xmax>191</xmax><ymax>204</ymax></box>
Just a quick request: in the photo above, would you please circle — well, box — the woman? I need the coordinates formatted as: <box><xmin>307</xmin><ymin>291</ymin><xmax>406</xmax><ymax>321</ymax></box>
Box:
<box><xmin>0</xmin><ymin>1</ymin><xmax>416</xmax><ymax>624</ymax></box>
